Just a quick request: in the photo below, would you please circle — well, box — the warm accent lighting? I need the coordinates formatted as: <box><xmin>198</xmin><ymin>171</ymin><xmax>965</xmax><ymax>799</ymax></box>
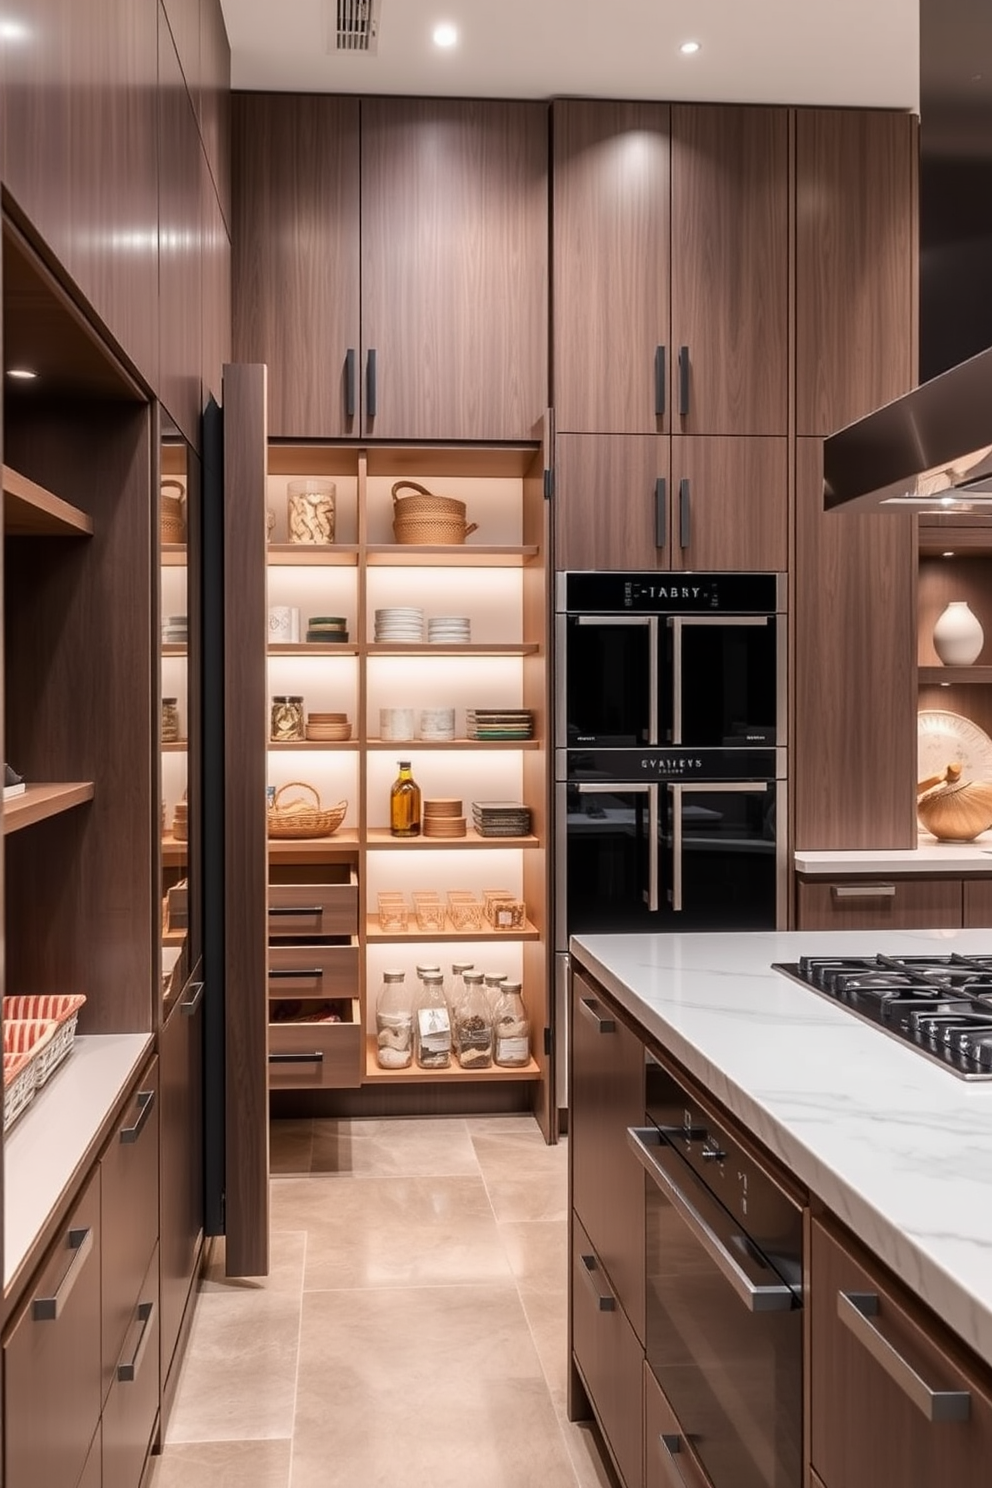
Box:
<box><xmin>433</xmin><ymin>22</ymin><xmax>458</xmax><ymax>48</ymax></box>
<box><xmin>6</xmin><ymin>368</ymin><xmax>37</xmax><ymax>380</ymax></box>
<box><xmin>943</xmin><ymin>551</ymin><xmax>956</xmax><ymax>558</ymax></box>
<box><xmin>680</xmin><ymin>40</ymin><xmax>701</xmax><ymax>55</ymax></box>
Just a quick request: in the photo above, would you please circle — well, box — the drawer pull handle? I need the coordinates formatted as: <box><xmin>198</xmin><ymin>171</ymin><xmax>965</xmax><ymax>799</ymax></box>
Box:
<box><xmin>654</xmin><ymin>344</ymin><xmax>666</xmax><ymax>416</ymax></box>
<box><xmin>579</xmin><ymin>1253</ymin><xmax>615</xmax><ymax>1312</ymax></box>
<box><xmin>269</xmin><ymin>967</ymin><xmax>325</xmax><ymax>980</ymax></box>
<box><xmin>120</xmin><ymin>1089</ymin><xmax>156</xmax><ymax>1144</ymax></box>
<box><xmin>32</xmin><ymin>1227</ymin><xmax>94</xmax><ymax>1321</ymax></box>
<box><xmin>658</xmin><ymin>1433</ymin><xmax>691</xmax><ymax>1488</ymax></box>
<box><xmin>345</xmin><ymin>347</ymin><xmax>356</xmax><ymax>418</ymax></box>
<box><xmin>269</xmin><ymin>905</ymin><xmax>325</xmax><ymax>917</ymax></box>
<box><xmin>182</xmin><ymin>980</ymin><xmax>205</xmax><ymax>1016</ymax></box>
<box><xmin>831</xmin><ymin>884</ymin><xmax>897</xmax><ymax>900</ymax></box>
<box><xmin>838</xmin><ymin>1291</ymin><xmax>970</xmax><ymax>1422</ymax></box>
<box><xmin>117</xmin><ymin>1300</ymin><xmax>155</xmax><ymax>1383</ymax></box>
<box><xmin>678</xmin><ymin>344</ymin><xmax>690</xmax><ymax>416</ymax></box>
<box><xmin>578</xmin><ymin>996</ymin><xmax>615</xmax><ymax>1034</ymax></box>
<box><xmin>269</xmin><ymin>1051</ymin><xmax>324</xmax><ymax>1065</ymax></box>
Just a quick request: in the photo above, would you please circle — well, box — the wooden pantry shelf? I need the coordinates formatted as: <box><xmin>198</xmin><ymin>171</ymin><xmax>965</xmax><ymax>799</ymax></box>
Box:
<box><xmin>161</xmin><ymin>544</ymin><xmax>187</xmax><ymax>566</ymax></box>
<box><xmin>365</xmin><ymin>737</ymin><xmax>539</xmax><ymax>750</ymax></box>
<box><xmin>365</xmin><ymin>545</ymin><xmax>539</xmax><ymax>568</ymax></box>
<box><xmin>366</xmin><ymin>916</ymin><xmax>540</xmax><ymax>943</ymax></box>
<box><xmin>919</xmin><ymin>666</ymin><xmax>992</xmax><ymax>685</ymax></box>
<box><xmin>267</xmin><ymin>740</ymin><xmax>356</xmax><ymax>750</ymax></box>
<box><xmin>266</xmin><ymin>831</ymin><xmax>360</xmax><ymax>862</ymax></box>
<box><xmin>367</xmin><ymin>642</ymin><xmax>539</xmax><ymax>658</ymax></box>
<box><xmin>267</xmin><ymin>543</ymin><xmax>359</xmax><ymax>567</ymax></box>
<box><xmin>3</xmin><ymin>464</ymin><xmax>93</xmax><ymax>537</ymax></box>
<box><xmin>3</xmin><ymin>782</ymin><xmax>95</xmax><ymax>834</ymax></box>
<box><xmin>162</xmin><ymin>833</ymin><xmax>190</xmax><ymax>867</ymax></box>
<box><xmin>267</xmin><ymin>643</ymin><xmax>358</xmax><ymax>656</ymax></box>
<box><xmin>365</xmin><ymin>828</ymin><xmax>539</xmax><ymax>850</ymax></box>
<box><xmin>162</xmin><ymin>643</ymin><xmax>187</xmax><ymax>656</ymax></box>
<box><xmin>161</xmin><ymin>741</ymin><xmax>188</xmax><ymax>752</ymax></box>
<box><xmin>362</xmin><ymin>1036</ymin><xmax>541</xmax><ymax>1083</ymax></box>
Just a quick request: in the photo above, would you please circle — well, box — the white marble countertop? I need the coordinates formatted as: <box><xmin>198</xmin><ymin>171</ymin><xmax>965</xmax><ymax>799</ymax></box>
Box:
<box><xmin>570</xmin><ymin>927</ymin><xmax>992</xmax><ymax>1369</ymax></box>
<box><xmin>796</xmin><ymin>833</ymin><xmax>992</xmax><ymax>874</ymax></box>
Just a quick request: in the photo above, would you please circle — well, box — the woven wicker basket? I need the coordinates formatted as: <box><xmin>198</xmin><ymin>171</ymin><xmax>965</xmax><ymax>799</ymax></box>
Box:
<box><xmin>267</xmin><ymin>782</ymin><xmax>348</xmax><ymax>840</ymax></box>
<box><xmin>391</xmin><ymin>480</ymin><xmax>478</xmax><ymax>544</ymax></box>
<box><xmin>3</xmin><ymin>1049</ymin><xmax>35</xmax><ymax>1131</ymax></box>
<box><xmin>4</xmin><ymin>994</ymin><xmax>86</xmax><ymax>1085</ymax></box>
<box><xmin>161</xmin><ymin>478</ymin><xmax>186</xmax><ymax>545</ymax></box>
<box><xmin>391</xmin><ymin>480</ymin><xmax>466</xmax><ymax>520</ymax></box>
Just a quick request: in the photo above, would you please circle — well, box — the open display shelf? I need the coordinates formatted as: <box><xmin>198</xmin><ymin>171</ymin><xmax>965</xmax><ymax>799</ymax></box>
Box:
<box><xmin>2</xmin><ymin>782</ymin><xmax>95</xmax><ymax>834</ymax></box>
<box><xmin>362</xmin><ymin>1037</ymin><xmax>541</xmax><ymax>1083</ymax></box>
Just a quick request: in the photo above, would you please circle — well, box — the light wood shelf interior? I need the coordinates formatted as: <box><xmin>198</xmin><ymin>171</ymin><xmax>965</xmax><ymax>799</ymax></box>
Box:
<box><xmin>362</xmin><ymin>1036</ymin><xmax>541</xmax><ymax>1083</ymax></box>
<box><xmin>365</xmin><ymin>916</ymin><xmax>540</xmax><ymax>942</ymax></box>
<box><xmin>3</xmin><ymin>464</ymin><xmax>93</xmax><ymax>537</ymax></box>
<box><xmin>3</xmin><ymin>782</ymin><xmax>95</xmax><ymax>834</ymax></box>
<box><xmin>365</xmin><ymin>828</ymin><xmax>540</xmax><ymax>850</ymax></box>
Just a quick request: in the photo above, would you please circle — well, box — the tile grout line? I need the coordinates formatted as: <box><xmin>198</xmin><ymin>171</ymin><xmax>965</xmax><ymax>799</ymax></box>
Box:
<box><xmin>285</xmin><ymin>1219</ymin><xmax>307</xmax><ymax>1488</ymax></box>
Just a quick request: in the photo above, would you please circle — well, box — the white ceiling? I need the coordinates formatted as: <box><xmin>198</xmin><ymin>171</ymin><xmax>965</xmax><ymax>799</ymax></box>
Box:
<box><xmin>220</xmin><ymin>0</ymin><xmax>920</xmax><ymax>111</ymax></box>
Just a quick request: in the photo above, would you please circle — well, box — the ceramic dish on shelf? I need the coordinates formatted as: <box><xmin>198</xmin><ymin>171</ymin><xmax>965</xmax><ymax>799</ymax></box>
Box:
<box><xmin>917</xmin><ymin>710</ymin><xmax>992</xmax><ymax>786</ymax></box>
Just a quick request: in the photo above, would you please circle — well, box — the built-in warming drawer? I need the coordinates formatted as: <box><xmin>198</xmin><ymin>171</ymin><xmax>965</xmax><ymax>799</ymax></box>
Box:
<box><xmin>268</xmin><ymin>865</ymin><xmax>358</xmax><ymax>939</ymax></box>
<box><xmin>269</xmin><ymin>999</ymin><xmax>362</xmax><ymax>1089</ymax></box>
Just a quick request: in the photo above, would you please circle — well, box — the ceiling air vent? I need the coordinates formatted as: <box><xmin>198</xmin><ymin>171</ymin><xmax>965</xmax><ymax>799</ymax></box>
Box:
<box><xmin>332</xmin><ymin>0</ymin><xmax>380</xmax><ymax>54</ymax></box>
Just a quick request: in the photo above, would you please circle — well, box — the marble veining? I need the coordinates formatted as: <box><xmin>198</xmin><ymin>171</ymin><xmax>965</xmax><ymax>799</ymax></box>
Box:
<box><xmin>570</xmin><ymin>927</ymin><xmax>992</xmax><ymax>1368</ymax></box>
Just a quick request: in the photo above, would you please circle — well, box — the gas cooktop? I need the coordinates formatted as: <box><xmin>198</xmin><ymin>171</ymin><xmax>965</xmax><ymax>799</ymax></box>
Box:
<box><xmin>774</xmin><ymin>953</ymin><xmax>992</xmax><ymax>1080</ymax></box>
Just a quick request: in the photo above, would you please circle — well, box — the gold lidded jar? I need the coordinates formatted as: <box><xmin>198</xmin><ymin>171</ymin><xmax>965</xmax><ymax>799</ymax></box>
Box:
<box><xmin>271</xmin><ymin>695</ymin><xmax>305</xmax><ymax>742</ymax></box>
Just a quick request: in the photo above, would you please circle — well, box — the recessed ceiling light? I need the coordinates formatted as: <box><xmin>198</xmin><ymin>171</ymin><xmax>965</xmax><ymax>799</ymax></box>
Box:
<box><xmin>433</xmin><ymin>22</ymin><xmax>458</xmax><ymax>48</ymax></box>
<box><xmin>0</xmin><ymin>20</ymin><xmax>31</xmax><ymax>43</ymax></box>
<box><xmin>943</xmin><ymin>550</ymin><xmax>956</xmax><ymax>558</ymax></box>
<box><xmin>6</xmin><ymin>368</ymin><xmax>38</xmax><ymax>381</ymax></box>
<box><xmin>680</xmin><ymin>40</ymin><xmax>701</xmax><ymax>56</ymax></box>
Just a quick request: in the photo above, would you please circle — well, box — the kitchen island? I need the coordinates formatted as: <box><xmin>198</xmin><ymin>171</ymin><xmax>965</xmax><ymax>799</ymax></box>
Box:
<box><xmin>569</xmin><ymin>927</ymin><xmax>992</xmax><ymax>1488</ymax></box>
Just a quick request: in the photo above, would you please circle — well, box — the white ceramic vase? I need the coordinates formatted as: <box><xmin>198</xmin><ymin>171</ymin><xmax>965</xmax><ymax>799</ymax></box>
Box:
<box><xmin>932</xmin><ymin>601</ymin><xmax>984</xmax><ymax>665</ymax></box>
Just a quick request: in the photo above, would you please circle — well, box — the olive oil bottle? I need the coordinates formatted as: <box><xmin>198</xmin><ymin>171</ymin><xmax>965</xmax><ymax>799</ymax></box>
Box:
<box><xmin>389</xmin><ymin>760</ymin><xmax>422</xmax><ymax>837</ymax></box>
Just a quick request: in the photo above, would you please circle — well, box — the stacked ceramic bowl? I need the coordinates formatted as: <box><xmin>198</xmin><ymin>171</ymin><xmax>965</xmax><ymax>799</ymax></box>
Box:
<box><xmin>422</xmin><ymin>798</ymin><xmax>467</xmax><ymax>839</ymax></box>
<box><xmin>427</xmin><ymin>615</ymin><xmax>471</xmax><ymax>645</ymax></box>
<box><xmin>305</xmin><ymin>712</ymin><xmax>352</xmax><ymax>741</ymax></box>
<box><xmin>306</xmin><ymin>615</ymin><xmax>349</xmax><ymax>643</ymax></box>
<box><xmin>163</xmin><ymin>614</ymin><xmax>188</xmax><ymax>645</ymax></box>
<box><xmin>419</xmin><ymin>707</ymin><xmax>456</xmax><ymax>741</ymax></box>
<box><xmin>375</xmin><ymin>607</ymin><xmax>424</xmax><ymax>642</ymax></box>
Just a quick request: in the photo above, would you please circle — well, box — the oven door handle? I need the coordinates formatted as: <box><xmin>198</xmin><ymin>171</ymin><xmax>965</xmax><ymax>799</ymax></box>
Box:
<box><xmin>627</xmin><ymin>1127</ymin><xmax>796</xmax><ymax>1312</ymax></box>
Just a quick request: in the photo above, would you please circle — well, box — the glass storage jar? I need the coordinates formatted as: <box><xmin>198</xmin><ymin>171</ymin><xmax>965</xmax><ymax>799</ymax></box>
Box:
<box><xmin>375</xmin><ymin>970</ymin><xmax>412</xmax><ymax>1069</ymax></box>
<box><xmin>415</xmin><ymin>970</ymin><xmax>452</xmax><ymax>1069</ymax></box>
<box><xmin>270</xmin><ymin>695</ymin><xmax>305</xmax><ymax>742</ymax></box>
<box><xmin>162</xmin><ymin>697</ymin><xmax>180</xmax><ymax>743</ymax></box>
<box><xmin>492</xmin><ymin>981</ymin><xmax>530</xmax><ymax>1068</ymax></box>
<box><xmin>455</xmin><ymin>970</ymin><xmax>492</xmax><ymax>1070</ymax></box>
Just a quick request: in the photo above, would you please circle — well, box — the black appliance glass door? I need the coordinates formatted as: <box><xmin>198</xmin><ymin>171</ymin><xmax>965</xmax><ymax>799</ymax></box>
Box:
<box><xmin>662</xmin><ymin>615</ymin><xmax>778</xmax><ymax>747</ymax></box>
<box><xmin>633</xmin><ymin>1127</ymin><xmax>802</xmax><ymax>1488</ymax></box>
<box><xmin>666</xmin><ymin>782</ymin><xmax>777</xmax><ymax>930</ymax></box>
<box><xmin>560</xmin><ymin>781</ymin><xmax>659</xmax><ymax>935</ymax></box>
<box><xmin>560</xmin><ymin>615</ymin><xmax>654</xmax><ymax>746</ymax></box>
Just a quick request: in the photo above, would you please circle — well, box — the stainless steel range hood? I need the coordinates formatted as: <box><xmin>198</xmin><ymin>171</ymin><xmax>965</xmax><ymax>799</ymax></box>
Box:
<box><xmin>823</xmin><ymin>346</ymin><xmax>992</xmax><ymax>514</ymax></box>
<box><xmin>824</xmin><ymin>0</ymin><xmax>992</xmax><ymax>515</ymax></box>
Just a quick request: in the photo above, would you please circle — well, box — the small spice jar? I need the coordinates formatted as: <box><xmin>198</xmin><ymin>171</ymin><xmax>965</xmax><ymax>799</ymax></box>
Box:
<box><xmin>270</xmin><ymin>695</ymin><xmax>305</xmax><ymax>742</ymax></box>
<box><xmin>161</xmin><ymin>697</ymin><xmax>180</xmax><ymax>744</ymax></box>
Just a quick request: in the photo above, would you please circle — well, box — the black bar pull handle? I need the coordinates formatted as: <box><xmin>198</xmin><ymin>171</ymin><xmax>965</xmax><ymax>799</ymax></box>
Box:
<box><xmin>366</xmin><ymin>348</ymin><xmax>377</xmax><ymax>419</ymax></box>
<box><xmin>678</xmin><ymin>345</ymin><xmax>690</xmax><ymax>416</ymax></box>
<box><xmin>655</xmin><ymin>477</ymin><xmax>667</xmax><ymax>548</ymax></box>
<box><xmin>654</xmin><ymin>345</ymin><xmax>666</xmax><ymax>417</ymax></box>
<box><xmin>345</xmin><ymin>348</ymin><xmax>356</xmax><ymax>418</ymax></box>
<box><xmin>679</xmin><ymin>478</ymin><xmax>691</xmax><ymax>549</ymax></box>
<box><xmin>269</xmin><ymin>1051</ymin><xmax>325</xmax><ymax>1065</ymax></box>
<box><xmin>268</xmin><ymin>904</ymin><xmax>325</xmax><ymax>917</ymax></box>
<box><xmin>269</xmin><ymin>967</ymin><xmax>324</xmax><ymax>980</ymax></box>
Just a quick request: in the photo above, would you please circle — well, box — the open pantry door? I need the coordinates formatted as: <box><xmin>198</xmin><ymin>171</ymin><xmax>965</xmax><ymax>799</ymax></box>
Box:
<box><xmin>202</xmin><ymin>363</ymin><xmax>270</xmax><ymax>1276</ymax></box>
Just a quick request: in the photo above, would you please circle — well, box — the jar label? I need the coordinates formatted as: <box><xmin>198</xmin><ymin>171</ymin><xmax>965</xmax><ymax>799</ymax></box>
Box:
<box><xmin>418</xmin><ymin>1006</ymin><xmax>451</xmax><ymax>1054</ymax></box>
<box><xmin>496</xmin><ymin>1035</ymin><xmax>529</xmax><ymax>1063</ymax></box>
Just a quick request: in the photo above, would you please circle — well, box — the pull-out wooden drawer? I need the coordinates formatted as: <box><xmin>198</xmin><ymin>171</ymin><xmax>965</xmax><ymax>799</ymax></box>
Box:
<box><xmin>796</xmin><ymin>876</ymin><xmax>962</xmax><ymax>931</ymax></box>
<box><xmin>102</xmin><ymin>1245</ymin><xmax>160</xmax><ymax>1488</ymax></box>
<box><xmin>4</xmin><ymin>1167</ymin><xmax>102</xmax><ymax>1488</ymax></box>
<box><xmin>268</xmin><ymin>865</ymin><xmax>358</xmax><ymax>939</ymax></box>
<box><xmin>644</xmin><ymin>1361</ymin><xmax>711</xmax><ymax>1488</ymax></box>
<box><xmin>571</xmin><ymin>1215</ymin><xmax>644</xmax><ymax>1488</ymax></box>
<box><xmin>101</xmin><ymin>1057</ymin><xmax>160</xmax><ymax>1403</ymax></box>
<box><xmin>268</xmin><ymin>941</ymin><xmax>360</xmax><ymax>999</ymax></box>
<box><xmin>269</xmin><ymin>999</ymin><xmax>362</xmax><ymax>1089</ymax></box>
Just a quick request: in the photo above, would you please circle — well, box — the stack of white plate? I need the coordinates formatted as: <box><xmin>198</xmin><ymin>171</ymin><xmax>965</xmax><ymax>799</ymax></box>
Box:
<box><xmin>163</xmin><ymin>615</ymin><xmax>188</xmax><ymax>644</ymax></box>
<box><xmin>374</xmin><ymin>607</ymin><xmax>424</xmax><ymax>642</ymax></box>
<box><xmin>427</xmin><ymin>615</ymin><xmax>471</xmax><ymax>644</ymax></box>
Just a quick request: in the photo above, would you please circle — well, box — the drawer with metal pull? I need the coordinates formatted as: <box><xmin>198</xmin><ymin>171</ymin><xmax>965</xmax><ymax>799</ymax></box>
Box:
<box><xmin>268</xmin><ymin>866</ymin><xmax>358</xmax><ymax>939</ymax></box>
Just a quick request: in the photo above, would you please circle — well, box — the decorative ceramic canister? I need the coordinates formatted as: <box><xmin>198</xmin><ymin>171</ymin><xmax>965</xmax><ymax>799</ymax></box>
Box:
<box><xmin>268</xmin><ymin>605</ymin><xmax>301</xmax><ymax>643</ymax></box>
<box><xmin>932</xmin><ymin>601</ymin><xmax>984</xmax><ymax>665</ymax></box>
<box><xmin>287</xmin><ymin>478</ymin><xmax>336</xmax><ymax>544</ymax></box>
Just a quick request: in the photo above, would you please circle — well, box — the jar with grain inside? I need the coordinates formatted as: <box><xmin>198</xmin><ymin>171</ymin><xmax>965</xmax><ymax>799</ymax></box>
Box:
<box><xmin>376</xmin><ymin>970</ymin><xmax>412</xmax><ymax>1069</ymax></box>
<box><xmin>455</xmin><ymin>970</ymin><xmax>492</xmax><ymax>1070</ymax></box>
<box><xmin>271</xmin><ymin>696</ymin><xmax>305</xmax><ymax>742</ymax></box>
<box><xmin>415</xmin><ymin>971</ymin><xmax>452</xmax><ymax>1069</ymax></box>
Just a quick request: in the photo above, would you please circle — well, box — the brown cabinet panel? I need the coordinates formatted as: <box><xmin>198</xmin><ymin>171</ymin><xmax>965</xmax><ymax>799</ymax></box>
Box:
<box><xmin>571</xmin><ymin>970</ymin><xmax>646</xmax><ymax>1339</ymax></box>
<box><xmin>644</xmin><ymin>1361</ymin><xmax>710</xmax><ymax>1488</ymax></box>
<box><xmin>796</xmin><ymin>109</ymin><xmax>917</xmax><ymax>436</ymax></box>
<box><xmin>671</xmin><ymin>435</ymin><xmax>788</xmax><ymax>571</ymax></box>
<box><xmin>572</xmin><ymin>1217</ymin><xmax>645</xmax><ymax>1488</ymax></box>
<box><xmin>964</xmin><ymin>880</ymin><xmax>992</xmax><ymax>928</ymax></box>
<box><xmin>671</xmin><ymin>105</ymin><xmax>789</xmax><ymax>437</ymax></box>
<box><xmin>162</xmin><ymin>0</ymin><xmax>201</xmax><ymax>115</ymax></box>
<box><xmin>159</xmin><ymin>990</ymin><xmax>204</xmax><ymax>1399</ymax></box>
<box><xmin>810</xmin><ymin>1217</ymin><xmax>992</xmax><ymax>1488</ymax></box>
<box><xmin>101</xmin><ymin>1246</ymin><xmax>161</xmax><ymax>1488</ymax></box>
<box><xmin>231</xmin><ymin>94</ymin><xmax>360</xmax><ymax>437</ymax></box>
<box><xmin>4</xmin><ymin>1168</ymin><xmax>102</xmax><ymax>1488</ymax></box>
<box><xmin>793</xmin><ymin>437</ymin><xmax>917</xmax><ymax>849</ymax></box>
<box><xmin>159</xmin><ymin>11</ymin><xmax>204</xmax><ymax>445</ymax></box>
<box><xmin>199</xmin><ymin>0</ymin><xmax>231</xmax><ymax>228</ymax></box>
<box><xmin>796</xmin><ymin>877</ymin><xmax>963</xmax><ymax>931</ymax></box>
<box><xmin>101</xmin><ymin>1058</ymin><xmax>160</xmax><ymax>1404</ymax></box>
<box><xmin>552</xmin><ymin>100</ymin><xmax>671</xmax><ymax>436</ymax></box>
<box><xmin>360</xmin><ymin>97</ymin><xmax>548</xmax><ymax>441</ymax></box>
<box><xmin>2</xmin><ymin>0</ymin><xmax>76</xmax><ymax>273</ymax></box>
<box><xmin>555</xmin><ymin>433</ymin><xmax>669</xmax><ymax>571</ymax></box>
<box><xmin>202</xmin><ymin>155</ymin><xmax>232</xmax><ymax>410</ymax></box>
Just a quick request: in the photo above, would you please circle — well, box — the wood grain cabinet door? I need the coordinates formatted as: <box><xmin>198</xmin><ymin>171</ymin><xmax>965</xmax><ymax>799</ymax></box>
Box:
<box><xmin>796</xmin><ymin>877</ymin><xmax>963</xmax><ymax>930</ymax></box>
<box><xmin>552</xmin><ymin>100</ymin><xmax>671</xmax><ymax>436</ymax></box>
<box><xmin>670</xmin><ymin>435</ymin><xmax>788</xmax><ymax>572</ymax></box>
<box><xmin>670</xmin><ymin>105</ymin><xmax>790</xmax><ymax>437</ymax></box>
<box><xmin>360</xmin><ymin>97</ymin><xmax>548</xmax><ymax>442</ymax></box>
<box><xmin>796</xmin><ymin>109</ymin><xmax>918</xmax><ymax>437</ymax></box>
<box><xmin>555</xmin><ymin>433</ymin><xmax>670</xmax><ymax>571</ymax></box>
<box><xmin>232</xmin><ymin>94</ymin><xmax>361</xmax><ymax>438</ymax></box>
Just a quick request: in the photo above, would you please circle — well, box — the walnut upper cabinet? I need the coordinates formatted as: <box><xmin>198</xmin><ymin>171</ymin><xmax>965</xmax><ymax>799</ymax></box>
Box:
<box><xmin>795</xmin><ymin>108</ymin><xmax>918</xmax><ymax>436</ymax></box>
<box><xmin>552</xmin><ymin>100</ymin><xmax>789</xmax><ymax>437</ymax></box>
<box><xmin>232</xmin><ymin>94</ymin><xmax>548</xmax><ymax>442</ymax></box>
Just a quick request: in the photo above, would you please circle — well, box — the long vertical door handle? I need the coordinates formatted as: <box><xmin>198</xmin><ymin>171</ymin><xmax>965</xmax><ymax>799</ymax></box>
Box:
<box><xmin>678</xmin><ymin>345</ymin><xmax>690</xmax><ymax>415</ymax></box>
<box><xmin>670</xmin><ymin>616</ymin><xmax>683</xmax><ymax>744</ymax></box>
<box><xmin>654</xmin><ymin>345</ymin><xmax>666</xmax><ymax>416</ymax></box>
<box><xmin>648</xmin><ymin>784</ymin><xmax>660</xmax><ymax>912</ymax></box>
<box><xmin>647</xmin><ymin>615</ymin><xmax>660</xmax><ymax>746</ymax></box>
<box><xmin>366</xmin><ymin>348</ymin><xmax>377</xmax><ymax>419</ymax></box>
<box><xmin>654</xmin><ymin>477</ymin><xmax>666</xmax><ymax>549</ymax></box>
<box><xmin>345</xmin><ymin>349</ymin><xmax>356</xmax><ymax>418</ymax></box>
<box><xmin>679</xmin><ymin>478</ymin><xmax>691</xmax><ymax>550</ymax></box>
<box><xmin>669</xmin><ymin>783</ymin><xmax>683</xmax><ymax>912</ymax></box>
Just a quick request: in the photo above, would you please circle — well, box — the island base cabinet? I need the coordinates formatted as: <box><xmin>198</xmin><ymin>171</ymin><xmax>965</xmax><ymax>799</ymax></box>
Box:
<box><xmin>811</xmin><ymin>1218</ymin><xmax>992</xmax><ymax>1488</ymax></box>
<box><xmin>796</xmin><ymin>877</ymin><xmax>964</xmax><ymax>930</ymax></box>
<box><xmin>644</xmin><ymin>1362</ymin><xmax>711</xmax><ymax>1488</ymax></box>
<box><xmin>572</xmin><ymin>1216</ymin><xmax>644</xmax><ymax>1488</ymax></box>
<box><xmin>101</xmin><ymin>1247</ymin><xmax>161</xmax><ymax>1488</ymax></box>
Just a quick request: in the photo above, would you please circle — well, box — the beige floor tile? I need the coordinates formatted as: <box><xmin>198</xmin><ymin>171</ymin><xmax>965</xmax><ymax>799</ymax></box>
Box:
<box><xmin>290</xmin><ymin>1287</ymin><xmax>580</xmax><ymax>1488</ymax></box>
<box><xmin>463</xmin><ymin>1114</ymin><xmax>548</xmax><ymax>1138</ymax></box>
<box><xmin>480</xmin><ymin>1170</ymin><xmax>569</xmax><ymax>1224</ymax></box>
<box><xmin>271</xmin><ymin>1174</ymin><xmax>512</xmax><ymax>1290</ymax></box>
<box><xmin>558</xmin><ymin>1419</ymin><xmax>622</xmax><ymax>1488</ymax></box>
<box><xmin>200</xmin><ymin>1229</ymin><xmax>307</xmax><ymax>1295</ymax></box>
<box><xmin>270</xmin><ymin>1118</ymin><xmax>313</xmax><ymax>1175</ymax></box>
<box><xmin>519</xmin><ymin>1285</ymin><xmax>571</xmax><ymax>1404</ymax></box>
<box><xmin>147</xmin><ymin>1440</ymin><xmax>292</xmax><ymax>1488</ymax></box>
<box><xmin>310</xmin><ymin>1115</ymin><xmax>479</xmax><ymax>1177</ymax></box>
<box><xmin>499</xmin><ymin>1219</ymin><xmax>568</xmax><ymax>1291</ymax></box>
<box><xmin>164</xmin><ymin>1290</ymin><xmax>302</xmax><ymax>1443</ymax></box>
